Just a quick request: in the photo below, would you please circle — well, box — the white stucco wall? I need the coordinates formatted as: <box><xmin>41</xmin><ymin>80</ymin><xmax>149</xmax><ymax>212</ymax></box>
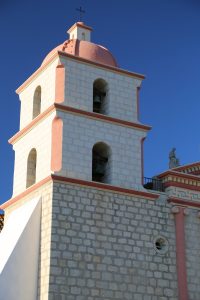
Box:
<box><xmin>12</xmin><ymin>112</ymin><xmax>56</xmax><ymax>196</ymax></box>
<box><xmin>0</xmin><ymin>197</ymin><xmax>41</xmax><ymax>300</ymax></box>
<box><xmin>56</xmin><ymin>111</ymin><xmax>146</xmax><ymax>190</ymax></box>
<box><xmin>19</xmin><ymin>58</ymin><xmax>59</xmax><ymax>130</ymax></box>
<box><xmin>60</xmin><ymin>57</ymin><xmax>142</xmax><ymax>123</ymax></box>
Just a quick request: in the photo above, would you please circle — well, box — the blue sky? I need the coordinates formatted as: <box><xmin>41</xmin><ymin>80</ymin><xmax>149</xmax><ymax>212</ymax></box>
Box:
<box><xmin>1</xmin><ymin>0</ymin><xmax>200</xmax><ymax>203</ymax></box>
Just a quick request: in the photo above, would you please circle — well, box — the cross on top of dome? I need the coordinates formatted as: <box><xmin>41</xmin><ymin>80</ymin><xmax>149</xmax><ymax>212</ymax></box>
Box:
<box><xmin>76</xmin><ymin>6</ymin><xmax>85</xmax><ymax>22</ymax></box>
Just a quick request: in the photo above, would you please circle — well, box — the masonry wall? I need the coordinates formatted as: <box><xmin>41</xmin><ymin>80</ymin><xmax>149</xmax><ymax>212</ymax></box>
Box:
<box><xmin>12</xmin><ymin>112</ymin><xmax>56</xmax><ymax>196</ymax></box>
<box><xmin>60</xmin><ymin>57</ymin><xmax>141</xmax><ymax>123</ymax></box>
<box><xmin>185</xmin><ymin>208</ymin><xmax>200</xmax><ymax>299</ymax></box>
<box><xmin>19</xmin><ymin>58</ymin><xmax>59</xmax><ymax>130</ymax></box>
<box><xmin>57</xmin><ymin>111</ymin><xmax>146</xmax><ymax>190</ymax></box>
<box><xmin>49</xmin><ymin>182</ymin><xmax>178</xmax><ymax>300</ymax></box>
<box><xmin>166</xmin><ymin>185</ymin><xmax>200</xmax><ymax>298</ymax></box>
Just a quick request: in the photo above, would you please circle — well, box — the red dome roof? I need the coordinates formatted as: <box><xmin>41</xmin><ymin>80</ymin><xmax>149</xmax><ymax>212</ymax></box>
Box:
<box><xmin>42</xmin><ymin>39</ymin><xmax>118</xmax><ymax>67</ymax></box>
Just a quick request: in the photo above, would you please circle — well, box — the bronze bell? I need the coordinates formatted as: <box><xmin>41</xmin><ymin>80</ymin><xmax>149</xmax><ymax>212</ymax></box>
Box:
<box><xmin>93</xmin><ymin>94</ymin><xmax>101</xmax><ymax>104</ymax></box>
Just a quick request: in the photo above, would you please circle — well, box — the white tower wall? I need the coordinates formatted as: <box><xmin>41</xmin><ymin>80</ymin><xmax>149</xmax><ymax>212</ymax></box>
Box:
<box><xmin>12</xmin><ymin>112</ymin><xmax>56</xmax><ymax>196</ymax></box>
<box><xmin>61</xmin><ymin>58</ymin><xmax>141</xmax><ymax>123</ymax></box>
<box><xmin>57</xmin><ymin>111</ymin><xmax>146</xmax><ymax>190</ymax></box>
<box><xmin>19</xmin><ymin>58</ymin><xmax>59</xmax><ymax>129</ymax></box>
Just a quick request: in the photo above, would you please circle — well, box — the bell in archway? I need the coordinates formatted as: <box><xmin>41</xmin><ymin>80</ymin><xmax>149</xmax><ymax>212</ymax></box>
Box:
<box><xmin>93</xmin><ymin>94</ymin><xmax>101</xmax><ymax>104</ymax></box>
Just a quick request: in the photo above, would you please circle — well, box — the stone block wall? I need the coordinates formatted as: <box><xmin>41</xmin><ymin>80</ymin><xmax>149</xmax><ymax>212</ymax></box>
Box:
<box><xmin>60</xmin><ymin>57</ymin><xmax>141</xmax><ymax>123</ymax></box>
<box><xmin>57</xmin><ymin>110</ymin><xmax>146</xmax><ymax>190</ymax></box>
<box><xmin>49</xmin><ymin>182</ymin><xmax>178</xmax><ymax>300</ymax></box>
<box><xmin>185</xmin><ymin>208</ymin><xmax>200</xmax><ymax>298</ymax></box>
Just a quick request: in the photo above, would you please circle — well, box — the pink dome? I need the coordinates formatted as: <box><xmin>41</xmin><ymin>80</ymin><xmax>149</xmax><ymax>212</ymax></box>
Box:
<box><xmin>42</xmin><ymin>39</ymin><xmax>118</xmax><ymax>67</ymax></box>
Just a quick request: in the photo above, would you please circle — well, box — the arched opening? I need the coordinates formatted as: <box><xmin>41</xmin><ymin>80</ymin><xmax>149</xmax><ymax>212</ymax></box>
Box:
<box><xmin>82</xmin><ymin>32</ymin><xmax>86</xmax><ymax>40</ymax></box>
<box><xmin>33</xmin><ymin>86</ymin><xmax>41</xmax><ymax>119</ymax></box>
<box><xmin>26</xmin><ymin>148</ymin><xmax>37</xmax><ymax>188</ymax></box>
<box><xmin>93</xmin><ymin>79</ymin><xmax>108</xmax><ymax>114</ymax></box>
<box><xmin>92</xmin><ymin>142</ymin><xmax>111</xmax><ymax>183</ymax></box>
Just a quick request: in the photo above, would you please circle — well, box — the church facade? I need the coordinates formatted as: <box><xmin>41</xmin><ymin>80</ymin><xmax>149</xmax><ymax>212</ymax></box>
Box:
<box><xmin>0</xmin><ymin>22</ymin><xmax>200</xmax><ymax>300</ymax></box>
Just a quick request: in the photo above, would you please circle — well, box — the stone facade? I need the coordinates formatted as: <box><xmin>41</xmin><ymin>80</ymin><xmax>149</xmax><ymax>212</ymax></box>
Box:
<box><xmin>48</xmin><ymin>182</ymin><xmax>178</xmax><ymax>300</ymax></box>
<box><xmin>57</xmin><ymin>110</ymin><xmax>145</xmax><ymax>190</ymax></box>
<box><xmin>3</xmin><ymin>176</ymin><xmax>200</xmax><ymax>299</ymax></box>
<box><xmin>60</xmin><ymin>57</ymin><xmax>141</xmax><ymax>123</ymax></box>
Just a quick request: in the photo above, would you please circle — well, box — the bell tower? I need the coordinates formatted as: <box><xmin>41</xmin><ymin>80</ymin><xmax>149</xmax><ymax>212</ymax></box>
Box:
<box><xmin>0</xmin><ymin>22</ymin><xmax>158</xmax><ymax>299</ymax></box>
<box><xmin>10</xmin><ymin>21</ymin><xmax>150</xmax><ymax>197</ymax></box>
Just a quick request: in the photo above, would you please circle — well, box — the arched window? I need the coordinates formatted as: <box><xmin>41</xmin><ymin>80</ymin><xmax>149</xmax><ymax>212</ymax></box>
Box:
<box><xmin>92</xmin><ymin>142</ymin><xmax>111</xmax><ymax>183</ymax></box>
<box><xmin>26</xmin><ymin>148</ymin><xmax>37</xmax><ymax>188</ymax></box>
<box><xmin>32</xmin><ymin>86</ymin><xmax>41</xmax><ymax>119</ymax></box>
<box><xmin>93</xmin><ymin>79</ymin><xmax>108</xmax><ymax>114</ymax></box>
<box><xmin>82</xmin><ymin>32</ymin><xmax>86</xmax><ymax>40</ymax></box>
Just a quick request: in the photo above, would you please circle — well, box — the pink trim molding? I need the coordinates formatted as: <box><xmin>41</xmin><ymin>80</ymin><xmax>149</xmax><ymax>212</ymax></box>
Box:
<box><xmin>9</xmin><ymin>103</ymin><xmax>151</xmax><ymax>145</ymax></box>
<box><xmin>0</xmin><ymin>175</ymin><xmax>159</xmax><ymax>210</ymax></box>
<box><xmin>16</xmin><ymin>52</ymin><xmax>58</xmax><ymax>94</ymax></box>
<box><xmin>172</xmin><ymin>206</ymin><xmax>188</xmax><ymax>300</ymax></box>
<box><xmin>173</xmin><ymin>161</ymin><xmax>200</xmax><ymax>172</ymax></box>
<box><xmin>164</xmin><ymin>181</ymin><xmax>200</xmax><ymax>192</ymax></box>
<box><xmin>51</xmin><ymin>175</ymin><xmax>159</xmax><ymax>200</ymax></box>
<box><xmin>55</xmin><ymin>103</ymin><xmax>151</xmax><ymax>131</ymax></box>
<box><xmin>158</xmin><ymin>170</ymin><xmax>200</xmax><ymax>182</ymax></box>
<box><xmin>9</xmin><ymin>105</ymin><xmax>55</xmax><ymax>144</ymax></box>
<box><xmin>16</xmin><ymin>51</ymin><xmax>145</xmax><ymax>95</ymax></box>
<box><xmin>168</xmin><ymin>197</ymin><xmax>200</xmax><ymax>209</ymax></box>
<box><xmin>58</xmin><ymin>51</ymin><xmax>145</xmax><ymax>79</ymax></box>
<box><xmin>0</xmin><ymin>176</ymin><xmax>52</xmax><ymax>210</ymax></box>
<box><xmin>55</xmin><ymin>64</ymin><xmax>65</xmax><ymax>103</ymax></box>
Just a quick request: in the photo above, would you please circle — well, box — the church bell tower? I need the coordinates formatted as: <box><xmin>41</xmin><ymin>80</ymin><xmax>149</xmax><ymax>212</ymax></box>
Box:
<box><xmin>0</xmin><ymin>22</ymin><xmax>157</xmax><ymax>299</ymax></box>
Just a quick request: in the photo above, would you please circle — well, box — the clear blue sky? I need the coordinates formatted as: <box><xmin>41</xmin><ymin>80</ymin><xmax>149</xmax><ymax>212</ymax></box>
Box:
<box><xmin>1</xmin><ymin>0</ymin><xmax>200</xmax><ymax>203</ymax></box>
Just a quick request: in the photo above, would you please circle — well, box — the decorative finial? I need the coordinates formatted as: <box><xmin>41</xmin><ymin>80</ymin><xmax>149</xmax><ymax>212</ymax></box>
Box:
<box><xmin>76</xmin><ymin>6</ymin><xmax>85</xmax><ymax>22</ymax></box>
<box><xmin>169</xmin><ymin>148</ymin><xmax>180</xmax><ymax>169</ymax></box>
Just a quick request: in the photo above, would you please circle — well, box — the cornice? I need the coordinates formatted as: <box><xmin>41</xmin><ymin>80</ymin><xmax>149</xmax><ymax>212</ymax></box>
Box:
<box><xmin>0</xmin><ymin>174</ymin><xmax>159</xmax><ymax>210</ymax></box>
<box><xmin>9</xmin><ymin>105</ymin><xmax>55</xmax><ymax>145</ymax></box>
<box><xmin>16</xmin><ymin>49</ymin><xmax>145</xmax><ymax>95</ymax></box>
<box><xmin>58</xmin><ymin>51</ymin><xmax>145</xmax><ymax>79</ymax></box>
<box><xmin>9</xmin><ymin>103</ymin><xmax>151</xmax><ymax>145</ymax></box>
<box><xmin>55</xmin><ymin>103</ymin><xmax>151</xmax><ymax>131</ymax></box>
<box><xmin>16</xmin><ymin>53</ymin><xmax>59</xmax><ymax>94</ymax></box>
<box><xmin>156</xmin><ymin>169</ymin><xmax>200</xmax><ymax>192</ymax></box>
<box><xmin>164</xmin><ymin>181</ymin><xmax>200</xmax><ymax>192</ymax></box>
<box><xmin>158</xmin><ymin>170</ymin><xmax>200</xmax><ymax>182</ymax></box>
<box><xmin>172</xmin><ymin>162</ymin><xmax>200</xmax><ymax>174</ymax></box>
<box><xmin>67</xmin><ymin>22</ymin><xmax>93</xmax><ymax>33</ymax></box>
<box><xmin>51</xmin><ymin>175</ymin><xmax>159</xmax><ymax>200</ymax></box>
<box><xmin>168</xmin><ymin>197</ymin><xmax>200</xmax><ymax>209</ymax></box>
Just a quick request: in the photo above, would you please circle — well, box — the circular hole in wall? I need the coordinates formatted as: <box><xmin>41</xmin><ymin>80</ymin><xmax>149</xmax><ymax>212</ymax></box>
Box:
<box><xmin>154</xmin><ymin>236</ymin><xmax>168</xmax><ymax>255</ymax></box>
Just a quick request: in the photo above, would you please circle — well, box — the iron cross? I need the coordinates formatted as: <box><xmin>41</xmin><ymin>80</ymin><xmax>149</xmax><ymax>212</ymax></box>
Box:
<box><xmin>76</xmin><ymin>6</ymin><xmax>85</xmax><ymax>21</ymax></box>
